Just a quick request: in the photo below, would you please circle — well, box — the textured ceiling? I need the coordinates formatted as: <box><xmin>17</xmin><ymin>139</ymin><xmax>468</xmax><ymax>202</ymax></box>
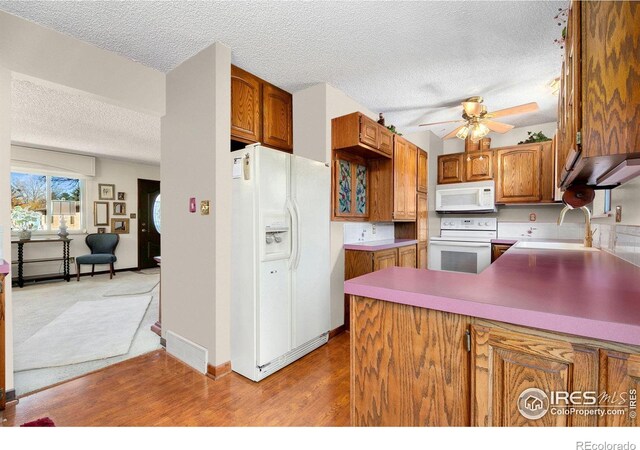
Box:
<box><xmin>1</xmin><ymin>0</ymin><xmax>567</xmax><ymax>143</ymax></box>
<box><xmin>11</xmin><ymin>77</ymin><xmax>160</xmax><ymax>163</ymax></box>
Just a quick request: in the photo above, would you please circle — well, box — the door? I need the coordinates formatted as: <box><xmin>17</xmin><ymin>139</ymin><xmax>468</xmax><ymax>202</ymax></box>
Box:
<box><xmin>262</xmin><ymin>83</ymin><xmax>293</xmax><ymax>152</ymax></box>
<box><xmin>465</xmin><ymin>151</ymin><xmax>493</xmax><ymax>182</ymax></box>
<box><xmin>291</xmin><ymin>155</ymin><xmax>330</xmax><ymax>348</ymax></box>
<box><xmin>378</xmin><ymin>127</ymin><xmax>393</xmax><ymax>157</ymax></box>
<box><xmin>417</xmin><ymin>192</ymin><xmax>428</xmax><ymax>242</ymax></box>
<box><xmin>417</xmin><ymin>149</ymin><xmax>428</xmax><ymax>193</ymax></box>
<box><xmin>438</xmin><ymin>154</ymin><xmax>465</xmax><ymax>184</ymax></box>
<box><xmin>231</xmin><ymin>65</ymin><xmax>262</xmax><ymax>143</ymax></box>
<box><xmin>398</xmin><ymin>245</ymin><xmax>417</xmax><ymax>268</ymax></box>
<box><xmin>471</xmin><ymin>325</ymin><xmax>599</xmax><ymax>426</ymax></box>
<box><xmin>598</xmin><ymin>350</ymin><xmax>640</xmax><ymax>427</ymax></box>
<box><xmin>359</xmin><ymin>114</ymin><xmax>379</xmax><ymax>149</ymax></box>
<box><xmin>405</xmin><ymin>143</ymin><xmax>418</xmax><ymax>220</ymax></box>
<box><xmin>138</xmin><ymin>179</ymin><xmax>161</xmax><ymax>269</ymax></box>
<box><xmin>495</xmin><ymin>145</ymin><xmax>542</xmax><ymax>203</ymax></box>
<box><xmin>258</xmin><ymin>259</ymin><xmax>291</xmax><ymax>366</ymax></box>
<box><xmin>428</xmin><ymin>241</ymin><xmax>491</xmax><ymax>274</ymax></box>
<box><xmin>373</xmin><ymin>249</ymin><xmax>397</xmax><ymax>270</ymax></box>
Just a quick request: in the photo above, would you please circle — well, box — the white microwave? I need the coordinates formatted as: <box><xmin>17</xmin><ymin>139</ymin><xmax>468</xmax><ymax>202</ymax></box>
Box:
<box><xmin>435</xmin><ymin>180</ymin><xmax>496</xmax><ymax>213</ymax></box>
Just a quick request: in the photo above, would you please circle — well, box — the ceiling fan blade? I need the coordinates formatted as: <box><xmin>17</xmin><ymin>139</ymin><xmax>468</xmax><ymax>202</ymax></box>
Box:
<box><xmin>419</xmin><ymin>119</ymin><xmax>465</xmax><ymax>127</ymax></box>
<box><xmin>443</xmin><ymin>125</ymin><xmax>466</xmax><ymax>140</ymax></box>
<box><xmin>488</xmin><ymin>102</ymin><xmax>539</xmax><ymax>119</ymax></box>
<box><xmin>462</xmin><ymin>101</ymin><xmax>483</xmax><ymax>116</ymax></box>
<box><xmin>484</xmin><ymin>120</ymin><xmax>515</xmax><ymax>134</ymax></box>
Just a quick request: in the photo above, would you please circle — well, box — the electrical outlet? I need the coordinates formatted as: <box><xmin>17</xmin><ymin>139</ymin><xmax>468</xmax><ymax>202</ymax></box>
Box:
<box><xmin>529</xmin><ymin>213</ymin><xmax>537</xmax><ymax>222</ymax></box>
<box><xmin>201</xmin><ymin>200</ymin><xmax>210</xmax><ymax>216</ymax></box>
<box><xmin>372</xmin><ymin>224</ymin><xmax>377</xmax><ymax>235</ymax></box>
<box><xmin>615</xmin><ymin>205</ymin><xmax>622</xmax><ymax>223</ymax></box>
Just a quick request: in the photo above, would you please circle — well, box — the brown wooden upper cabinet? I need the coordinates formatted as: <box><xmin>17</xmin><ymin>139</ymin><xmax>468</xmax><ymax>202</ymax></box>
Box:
<box><xmin>494</xmin><ymin>142</ymin><xmax>554</xmax><ymax>204</ymax></box>
<box><xmin>393</xmin><ymin>136</ymin><xmax>417</xmax><ymax>221</ymax></box>
<box><xmin>333</xmin><ymin>153</ymin><xmax>368</xmax><ymax>220</ymax></box>
<box><xmin>465</xmin><ymin>151</ymin><xmax>493</xmax><ymax>182</ymax></box>
<box><xmin>332</xmin><ymin>112</ymin><xmax>393</xmax><ymax>159</ymax></box>
<box><xmin>437</xmin><ymin>153</ymin><xmax>465</xmax><ymax>184</ymax></box>
<box><xmin>557</xmin><ymin>0</ymin><xmax>640</xmax><ymax>188</ymax></box>
<box><xmin>231</xmin><ymin>65</ymin><xmax>293</xmax><ymax>153</ymax></box>
<box><xmin>262</xmin><ymin>84</ymin><xmax>293</xmax><ymax>151</ymax></box>
<box><xmin>417</xmin><ymin>149</ymin><xmax>428</xmax><ymax>193</ymax></box>
<box><xmin>231</xmin><ymin>65</ymin><xmax>262</xmax><ymax>143</ymax></box>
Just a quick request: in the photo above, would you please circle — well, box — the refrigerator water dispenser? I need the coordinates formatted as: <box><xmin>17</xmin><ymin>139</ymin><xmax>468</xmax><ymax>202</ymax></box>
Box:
<box><xmin>264</xmin><ymin>220</ymin><xmax>290</xmax><ymax>259</ymax></box>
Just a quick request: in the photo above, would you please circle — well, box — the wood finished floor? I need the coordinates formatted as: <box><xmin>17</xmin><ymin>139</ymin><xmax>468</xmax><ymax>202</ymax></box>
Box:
<box><xmin>3</xmin><ymin>333</ymin><xmax>350</xmax><ymax>426</ymax></box>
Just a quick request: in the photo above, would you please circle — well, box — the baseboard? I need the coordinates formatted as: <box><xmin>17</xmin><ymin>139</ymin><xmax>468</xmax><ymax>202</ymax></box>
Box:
<box><xmin>206</xmin><ymin>361</ymin><xmax>232</xmax><ymax>380</ymax></box>
<box><xmin>5</xmin><ymin>389</ymin><xmax>17</xmax><ymax>406</ymax></box>
<box><xmin>328</xmin><ymin>325</ymin><xmax>347</xmax><ymax>340</ymax></box>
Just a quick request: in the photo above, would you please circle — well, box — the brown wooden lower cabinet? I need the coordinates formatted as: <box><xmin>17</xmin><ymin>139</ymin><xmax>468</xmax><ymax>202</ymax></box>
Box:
<box><xmin>350</xmin><ymin>295</ymin><xmax>640</xmax><ymax>427</ymax></box>
<box><xmin>417</xmin><ymin>241</ymin><xmax>428</xmax><ymax>269</ymax></box>
<box><xmin>491</xmin><ymin>243</ymin><xmax>513</xmax><ymax>262</ymax></box>
<box><xmin>345</xmin><ymin>245</ymin><xmax>417</xmax><ymax>331</ymax></box>
<box><xmin>351</xmin><ymin>296</ymin><xmax>471</xmax><ymax>426</ymax></box>
<box><xmin>0</xmin><ymin>273</ymin><xmax>5</xmax><ymax>410</ymax></box>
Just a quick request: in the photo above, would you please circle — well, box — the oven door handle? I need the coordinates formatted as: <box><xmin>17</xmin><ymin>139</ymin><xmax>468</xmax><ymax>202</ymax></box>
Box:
<box><xmin>429</xmin><ymin>242</ymin><xmax>491</xmax><ymax>248</ymax></box>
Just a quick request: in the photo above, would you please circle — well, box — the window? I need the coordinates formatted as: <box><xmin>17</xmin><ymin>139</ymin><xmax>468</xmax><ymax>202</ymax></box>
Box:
<box><xmin>152</xmin><ymin>194</ymin><xmax>161</xmax><ymax>234</ymax></box>
<box><xmin>11</xmin><ymin>171</ymin><xmax>84</xmax><ymax>233</ymax></box>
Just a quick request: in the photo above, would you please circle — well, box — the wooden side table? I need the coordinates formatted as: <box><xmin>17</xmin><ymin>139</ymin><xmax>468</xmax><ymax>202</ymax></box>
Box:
<box><xmin>11</xmin><ymin>237</ymin><xmax>72</xmax><ymax>287</ymax></box>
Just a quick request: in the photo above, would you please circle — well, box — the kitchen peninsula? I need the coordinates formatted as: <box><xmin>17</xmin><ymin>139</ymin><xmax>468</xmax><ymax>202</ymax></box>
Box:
<box><xmin>345</xmin><ymin>244</ymin><xmax>640</xmax><ymax>427</ymax></box>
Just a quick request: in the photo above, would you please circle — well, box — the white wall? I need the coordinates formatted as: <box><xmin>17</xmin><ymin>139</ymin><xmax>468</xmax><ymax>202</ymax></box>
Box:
<box><xmin>0</xmin><ymin>66</ymin><xmax>14</xmax><ymax>392</ymax></box>
<box><xmin>293</xmin><ymin>82</ymin><xmax>376</xmax><ymax>330</ymax></box>
<box><xmin>161</xmin><ymin>43</ymin><xmax>231</xmax><ymax>368</ymax></box>
<box><xmin>9</xmin><ymin>150</ymin><xmax>160</xmax><ymax>276</ymax></box>
<box><xmin>0</xmin><ymin>11</ymin><xmax>165</xmax><ymax>116</ymax></box>
<box><xmin>443</xmin><ymin>122</ymin><xmax>557</xmax><ymax>154</ymax></box>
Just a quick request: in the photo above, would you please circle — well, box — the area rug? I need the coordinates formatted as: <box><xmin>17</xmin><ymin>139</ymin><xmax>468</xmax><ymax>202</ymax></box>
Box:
<box><xmin>102</xmin><ymin>274</ymin><xmax>159</xmax><ymax>297</ymax></box>
<box><xmin>21</xmin><ymin>417</ymin><xmax>56</xmax><ymax>427</ymax></box>
<box><xmin>14</xmin><ymin>295</ymin><xmax>152</xmax><ymax>371</ymax></box>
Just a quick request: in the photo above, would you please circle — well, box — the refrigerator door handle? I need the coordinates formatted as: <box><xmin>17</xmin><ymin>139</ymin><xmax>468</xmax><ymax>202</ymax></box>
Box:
<box><xmin>286</xmin><ymin>199</ymin><xmax>299</xmax><ymax>269</ymax></box>
<box><xmin>292</xmin><ymin>200</ymin><xmax>302</xmax><ymax>270</ymax></box>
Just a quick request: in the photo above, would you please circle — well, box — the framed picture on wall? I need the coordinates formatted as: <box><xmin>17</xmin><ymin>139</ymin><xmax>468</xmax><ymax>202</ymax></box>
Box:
<box><xmin>97</xmin><ymin>227</ymin><xmax>106</xmax><ymax>234</ymax></box>
<box><xmin>113</xmin><ymin>202</ymin><xmax>126</xmax><ymax>215</ymax></box>
<box><xmin>117</xmin><ymin>192</ymin><xmax>125</xmax><ymax>200</ymax></box>
<box><xmin>111</xmin><ymin>218</ymin><xmax>130</xmax><ymax>234</ymax></box>
<box><xmin>94</xmin><ymin>201</ymin><xmax>109</xmax><ymax>226</ymax></box>
<box><xmin>98</xmin><ymin>183</ymin><xmax>115</xmax><ymax>200</ymax></box>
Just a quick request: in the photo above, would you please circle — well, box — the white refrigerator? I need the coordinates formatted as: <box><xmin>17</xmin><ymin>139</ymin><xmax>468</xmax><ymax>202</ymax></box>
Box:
<box><xmin>231</xmin><ymin>144</ymin><xmax>330</xmax><ymax>381</ymax></box>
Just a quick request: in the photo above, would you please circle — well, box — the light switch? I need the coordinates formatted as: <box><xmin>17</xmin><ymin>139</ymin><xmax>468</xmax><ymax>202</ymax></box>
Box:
<box><xmin>201</xmin><ymin>200</ymin><xmax>210</xmax><ymax>215</ymax></box>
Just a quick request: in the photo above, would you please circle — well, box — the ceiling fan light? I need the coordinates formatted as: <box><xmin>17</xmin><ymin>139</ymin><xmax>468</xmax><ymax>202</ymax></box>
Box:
<box><xmin>469</xmin><ymin>122</ymin><xmax>489</xmax><ymax>142</ymax></box>
<box><xmin>456</xmin><ymin>125</ymin><xmax>470</xmax><ymax>140</ymax></box>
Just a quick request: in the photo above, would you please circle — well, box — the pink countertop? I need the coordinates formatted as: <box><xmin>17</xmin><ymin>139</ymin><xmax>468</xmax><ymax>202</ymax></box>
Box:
<box><xmin>344</xmin><ymin>239</ymin><xmax>419</xmax><ymax>251</ymax></box>
<box><xmin>345</xmin><ymin>245</ymin><xmax>640</xmax><ymax>346</ymax></box>
<box><xmin>491</xmin><ymin>238</ymin><xmax>518</xmax><ymax>245</ymax></box>
<box><xmin>0</xmin><ymin>260</ymin><xmax>9</xmax><ymax>275</ymax></box>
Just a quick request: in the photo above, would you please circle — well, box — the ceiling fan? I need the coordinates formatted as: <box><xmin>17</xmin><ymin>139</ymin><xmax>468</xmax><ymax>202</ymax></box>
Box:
<box><xmin>419</xmin><ymin>96</ymin><xmax>539</xmax><ymax>142</ymax></box>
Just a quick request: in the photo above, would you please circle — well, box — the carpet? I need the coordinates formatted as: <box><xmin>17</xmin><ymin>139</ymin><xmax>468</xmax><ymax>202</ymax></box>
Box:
<box><xmin>14</xmin><ymin>295</ymin><xmax>152</xmax><ymax>372</ymax></box>
<box><xmin>102</xmin><ymin>276</ymin><xmax>159</xmax><ymax>297</ymax></box>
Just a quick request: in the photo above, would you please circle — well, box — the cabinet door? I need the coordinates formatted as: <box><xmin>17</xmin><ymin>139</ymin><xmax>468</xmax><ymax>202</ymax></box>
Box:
<box><xmin>262</xmin><ymin>83</ymin><xmax>293</xmax><ymax>152</ymax></box>
<box><xmin>495</xmin><ymin>145</ymin><xmax>542</xmax><ymax>203</ymax></box>
<box><xmin>405</xmin><ymin>144</ymin><xmax>418</xmax><ymax>220</ymax></box>
<box><xmin>417</xmin><ymin>192</ymin><xmax>428</xmax><ymax>242</ymax></box>
<box><xmin>0</xmin><ymin>274</ymin><xmax>5</xmax><ymax>410</ymax></box>
<box><xmin>378</xmin><ymin>127</ymin><xmax>393</xmax><ymax>157</ymax></box>
<box><xmin>465</xmin><ymin>151</ymin><xmax>493</xmax><ymax>182</ymax></box>
<box><xmin>398</xmin><ymin>245</ymin><xmax>417</xmax><ymax>268</ymax></box>
<box><xmin>598</xmin><ymin>350</ymin><xmax>640</xmax><ymax>427</ymax></box>
<box><xmin>417</xmin><ymin>242</ymin><xmax>428</xmax><ymax>269</ymax></box>
<box><xmin>393</xmin><ymin>137</ymin><xmax>408</xmax><ymax>219</ymax></box>
<box><xmin>471</xmin><ymin>325</ymin><xmax>599</xmax><ymax>427</ymax></box>
<box><xmin>231</xmin><ymin>65</ymin><xmax>262</xmax><ymax>143</ymax></box>
<box><xmin>373</xmin><ymin>249</ymin><xmax>397</xmax><ymax>271</ymax></box>
<box><xmin>417</xmin><ymin>149</ymin><xmax>428</xmax><ymax>193</ymax></box>
<box><xmin>437</xmin><ymin>154</ymin><xmax>464</xmax><ymax>184</ymax></box>
<box><xmin>359</xmin><ymin>114</ymin><xmax>379</xmax><ymax>149</ymax></box>
<box><xmin>334</xmin><ymin>160</ymin><xmax>353</xmax><ymax>217</ymax></box>
<box><xmin>334</xmin><ymin>159</ymin><xmax>368</xmax><ymax>219</ymax></box>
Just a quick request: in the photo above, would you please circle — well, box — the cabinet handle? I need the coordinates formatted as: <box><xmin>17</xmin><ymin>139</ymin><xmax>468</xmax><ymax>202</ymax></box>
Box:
<box><xmin>465</xmin><ymin>329</ymin><xmax>471</xmax><ymax>352</ymax></box>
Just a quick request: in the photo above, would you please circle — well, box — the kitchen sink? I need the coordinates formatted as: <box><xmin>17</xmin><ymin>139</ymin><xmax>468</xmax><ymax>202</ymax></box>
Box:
<box><xmin>514</xmin><ymin>241</ymin><xmax>600</xmax><ymax>252</ymax></box>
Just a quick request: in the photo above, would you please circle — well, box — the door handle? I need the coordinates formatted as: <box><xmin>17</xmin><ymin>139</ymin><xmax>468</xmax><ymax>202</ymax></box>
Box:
<box><xmin>141</xmin><ymin>229</ymin><xmax>147</xmax><ymax>232</ymax></box>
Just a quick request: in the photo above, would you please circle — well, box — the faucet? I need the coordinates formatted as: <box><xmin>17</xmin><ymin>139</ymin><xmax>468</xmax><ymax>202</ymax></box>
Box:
<box><xmin>557</xmin><ymin>205</ymin><xmax>593</xmax><ymax>248</ymax></box>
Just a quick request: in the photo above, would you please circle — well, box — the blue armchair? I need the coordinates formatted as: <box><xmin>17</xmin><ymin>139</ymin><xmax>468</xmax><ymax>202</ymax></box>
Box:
<box><xmin>76</xmin><ymin>233</ymin><xmax>120</xmax><ymax>281</ymax></box>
